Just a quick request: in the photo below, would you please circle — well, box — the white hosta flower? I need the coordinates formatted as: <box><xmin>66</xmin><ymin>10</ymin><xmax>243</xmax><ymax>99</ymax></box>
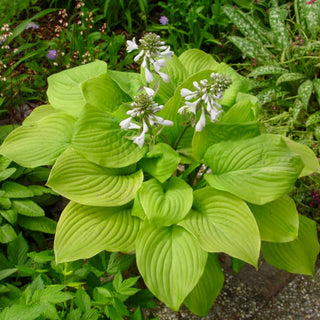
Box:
<box><xmin>126</xmin><ymin>33</ymin><xmax>173</xmax><ymax>84</ymax></box>
<box><xmin>179</xmin><ymin>73</ymin><xmax>232</xmax><ymax>131</ymax></box>
<box><xmin>126</xmin><ymin>38</ymin><xmax>138</xmax><ymax>52</ymax></box>
<box><xmin>133</xmin><ymin>120</ymin><xmax>148</xmax><ymax>148</ymax></box>
<box><xmin>120</xmin><ymin>87</ymin><xmax>173</xmax><ymax>148</ymax></box>
<box><xmin>195</xmin><ymin>107</ymin><xmax>206</xmax><ymax>132</ymax></box>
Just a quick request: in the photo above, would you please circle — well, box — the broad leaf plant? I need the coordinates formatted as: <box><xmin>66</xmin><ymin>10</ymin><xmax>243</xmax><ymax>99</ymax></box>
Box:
<box><xmin>0</xmin><ymin>33</ymin><xmax>319</xmax><ymax>317</ymax></box>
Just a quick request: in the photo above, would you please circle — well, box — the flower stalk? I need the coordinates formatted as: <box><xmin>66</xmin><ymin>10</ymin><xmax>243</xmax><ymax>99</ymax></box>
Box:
<box><xmin>120</xmin><ymin>87</ymin><xmax>173</xmax><ymax>148</ymax></box>
<box><xmin>179</xmin><ymin>73</ymin><xmax>232</xmax><ymax>131</ymax></box>
<box><xmin>126</xmin><ymin>32</ymin><xmax>173</xmax><ymax>84</ymax></box>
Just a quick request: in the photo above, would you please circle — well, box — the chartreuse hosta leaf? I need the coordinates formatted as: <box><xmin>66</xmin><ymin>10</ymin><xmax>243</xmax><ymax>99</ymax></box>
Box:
<box><xmin>283</xmin><ymin>137</ymin><xmax>320</xmax><ymax>177</ymax></box>
<box><xmin>140</xmin><ymin>143</ymin><xmax>180</xmax><ymax>183</ymax></box>
<box><xmin>0</xmin><ymin>113</ymin><xmax>76</xmax><ymax>168</ymax></box>
<box><xmin>184</xmin><ymin>253</ymin><xmax>224</xmax><ymax>317</ymax></box>
<box><xmin>138</xmin><ymin>177</ymin><xmax>193</xmax><ymax>227</ymax></box>
<box><xmin>179</xmin><ymin>187</ymin><xmax>260</xmax><ymax>267</ymax></box>
<box><xmin>192</xmin><ymin>121</ymin><xmax>260</xmax><ymax>160</ymax></box>
<box><xmin>178</xmin><ymin>49</ymin><xmax>219</xmax><ymax>75</ymax></box>
<box><xmin>157</xmin><ymin>55</ymin><xmax>189</xmax><ymax>101</ymax></box>
<box><xmin>222</xmin><ymin>94</ymin><xmax>258</xmax><ymax>123</ymax></box>
<box><xmin>22</xmin><ymin>104</ymin><xmax>58</xmax><ymax>125</ymax></box>
<box><xmin>108</xmin><ymin>69</ymin><xmax>142</xmax><ymax>100</ymax></box>
<box><xmin>47</xmin><ymin>60</ymin><xmax>108</xmax><ymax>117</ymax></box>
<box><xmin>136</xmin><ymin>223</ymin><xmax>207</xmax><ymax>311</ymax></box>
<box><xmin>55</xmin><ymin>201</ymin><xmax>142</xmax><ymax>263</ymax></box>
<box><xmin>204</xmin><ymin>134</ymin><xmax>304</xmax><ymax>205</ymax></box>
<box><xmin>47</xmin><ymin>148</ymin><xmax>143</xmax><ymax>207</ymax></box>
<box><xmin>248</xmin><ymin>196</ymin><xmax>299</xmax><ymax>243</ymax></box>
<box><xmin>261</xmin><ymin>215</ymin><xmax>320</xmax><ymax>276</ymax></box>
<box><xmin>72</xmin><ymin>104</ymin><xmax>146</xmax><ymax>168</ymax></box>
<box><xmin>80</xmin><ymin>72</ymin><xmax>131</xmax><ymax>113</ymax></box>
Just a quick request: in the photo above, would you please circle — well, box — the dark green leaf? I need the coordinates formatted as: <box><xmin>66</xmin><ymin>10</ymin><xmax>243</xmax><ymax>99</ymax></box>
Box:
<box><xmin>0</xmin><ymin>225</ymin><xmax>17</xmax><ymax>243</ymax></box>
<box><xmin>12</xmin><ymin>199</ymin><xmax>44</xmax><ymax>217</ymax></box>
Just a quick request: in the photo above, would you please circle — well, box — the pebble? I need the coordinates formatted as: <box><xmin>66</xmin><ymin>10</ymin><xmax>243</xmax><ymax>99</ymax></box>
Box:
<box><xmin>152</xmin><ymin>260</ymin><xmax>320</xmax><ymax>320</ymax></box>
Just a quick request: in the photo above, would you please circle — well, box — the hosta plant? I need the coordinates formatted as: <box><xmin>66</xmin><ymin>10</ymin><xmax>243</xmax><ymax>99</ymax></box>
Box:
<box><xmin>0</xmin><ymin>33</ymin><xmax>319</xmax><ymax>317</ymax></box>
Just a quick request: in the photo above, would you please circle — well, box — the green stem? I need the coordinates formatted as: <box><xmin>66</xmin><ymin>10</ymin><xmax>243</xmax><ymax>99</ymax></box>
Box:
<box><xmin>279</xmin><ymin>55</ymin><xmax>320</xmax><ymax>65</ymax></box>
<box><xmin>173</xmin><ymin>124</ymin><xmax>189</xmax><ymax>150</ymax></box>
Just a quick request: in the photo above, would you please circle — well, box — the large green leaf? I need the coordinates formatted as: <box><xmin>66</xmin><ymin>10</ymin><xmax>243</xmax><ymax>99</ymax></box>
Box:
<box><xmin>22</xmin><ymin>105</ymin><xmax>59</xmax><ymax>125</ymax></box>
<box><xmin>222</xmin><ymin>96</ymin><xmax>258</xmax><ymax>123</ymax></box>
<box><xmin>261</xmin><ymin>215</ymin><xmax>319</xmax><ymax>275</ymax></box>
<box><xmin>179</xmin><ymin>187</ymin><xmax>260</xmax><ymax>267</ymax></box>
<box><xmin>81</xmin><ymin>73</ymin><xmax>130</xmax><ymax>113</ymax></box>
<box><xmin>248</xmin><ymin>196</ymin><xmax>299</xmax><ymax>243</ymax></box>
<box><xmin>204</xmin><ymin>134</ymin><xmax>304</xmax><ymax>205</ymax></box>
<box><xmin>153</xmin><ymin>55</ymin><xmax>189</xmax><ymax>104</ymax></box>
<box><xmin>47</xmin><ymin>148</ymin><xmax>143</xmax><ymax>207</ymax></box>
<box><xmin>136</xmin><ymin>223</ymin><xmax>207</xmax><ymax>311</ymax></box>
<box><xmin>72</xmin><ymin>105</ymin><xmax>146</xmax><ymax>168</ymax></box>
<box><xmin>283</xmin><ymin>137</ymin><xmax>320</xmax><ymax>177</ymax></box>
<box><xmin>178</xmin><ymin>49</ymin><xmax>219</xmax><ymax>75</ymax></box>
<box><xmin>108</xmin><ymin>70</ymin><xmax>142</xmax><ymax>99</ymax></box>
<box><xmin>184</xmin><ymin>253</ymin><xmax>224</xmax><ymax>317</ymax></box>
<box><xmin>0</xmin><ymin>113</ymin><xmax>76</xmax><ymax>168</ymax></box>
<box><xmin>139</xmin><ymin>143</ymin><xmax>180</xmax><ymax>183</ymax></box>
<box><xmin>192</xmin><ymin>121</ymin><xmax>260</xmax><ymax>160</ymax></box>
<box><xmin>139</xmin><ymin>178</ymin><xmax>193</xmax><ymax>227</ymax></box>
<box><xmin>55</xmin><ymin>202</ymin><xmax>142</xmax><ymax>263</ymax></box>
<box><xmin>47</xmin><ymin>60</ymin><xmax>108</xmax><ymax>116</ymax></box>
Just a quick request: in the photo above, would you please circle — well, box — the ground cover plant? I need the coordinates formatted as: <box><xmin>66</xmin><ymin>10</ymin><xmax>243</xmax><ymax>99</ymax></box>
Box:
<box><xmin>223</xmin><ymin>0</ymin><xmax>320</xmax><ymax>225</ymax></box>
<box><xmin>0</xmin><ymin>30</ymin><xmax>319</xmax><ymax>318</ymax></box>
<box><xmin>0</xmin><ymin>244</ymin><xmax>156</xmax><ymax>319</ymax></box>
<box><xmin>224</xmin><ymin>0</ymin><xmax>320</xmax><ymax>151</ymax></box>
